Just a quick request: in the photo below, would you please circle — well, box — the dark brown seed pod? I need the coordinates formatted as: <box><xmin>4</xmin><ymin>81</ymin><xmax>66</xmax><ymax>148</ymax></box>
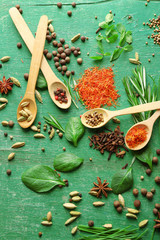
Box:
<box><xmin>61</xmin><ymin>53</ymin><xmax>66</xmax><ymax>59</ymax></box>
<box><xmin>60</xmin><ymin>59</ymin><xmax>66</xmax><ymax>65</ymax></box>
<box><xmin>155</xmin><ymin>203</ymin><xmax>160</xmax><ymax>209</ymax></box>
<box><xmin>156</xmin><ymin>149</ymin><xmax>160</xmax><ymax>155</ymax></box>
<box><xmin>71</xmin><ymin>46</ymin><xmax>76</xmax><ymax>52</ymax></box>
<box><xmin>55</xmin><ymin>62</ymin><xmax>60</xmax><ymax>68</ymax></box>
<box><xmin>58</xmin><ymin>47</ymin><xmax>64</xmax><ymax>54</ymax></box>
<box><xmin>65</xmin><ymin>57</ymin><xmax>70</xmax><ymax>63</ymax></box>
<box><xmin>57</xmin><ymin>66</ymin><xmax>62</xmax><ymax>72</ymax></box>
<box><xmin>51</xmin><ymin>32</ymin><xmax>57</xmax><ymax>39</ymax></box>
<box><xmin>72</xmin><ymin>2</ymin><xmax>76</xmax><ymax>8</ymax></box>
<box><xmin>71</xmin><ymin>70</ymin><xmax>75</xmax><ymax>75</ymax></box>
<box><xmin>66</xmin><ymin>71</ymin><xmax>71</xmax><ymax>77</ymax></box>
<box><xmin>134</xmin><ymin>200</ymin><xmax>141</xmax><ymax>208</ymax></box>
<box><xmin>76</xmin><ymin>47</ymin><xmax>80</xmax><ymax>51</ymax></box>
<box><xmin>77</xmin><ymin>58</ymin><xmax>83</xmax><ymax>65</ymax></box>
<box><xmin>19</xmin><ymin>8</ymin><xmax>23</xmax><ymax>14</ymax></box>
<box><xmin>146</xmin><ymin>168</ymin><xmax>152</xmax><ymax>176</ymax></box>
<box><xmin>81</xmin><ymin>36</ymin><xmax>86</xmax><ymax>42</ymax></box>
<box><xmin>52</xmin><ymin>51</ymin><xmax>57</xmax><ymax>56</ymax></box>
<box><xmin>73</xmin><ymin>50</ymin><xmax>78</xmax><ymax>56</ymax></box>
<box><xmin>46</xmin><ymin>35</ymin><xmax>52</xmax><ymax>43</ymax></box>
<box><xmin>64</xmin><ymin>48</ymin><xmax>71</xmax><ymax>56</ymax></box>
<box><xmin>59</xmin><ymin>132</ymin><xmax>63</xmax><ymax>138</ymax></box>
<box><xmin>54</xmin><ymin>57</ymin><xmax>59</xmax><ymax>62</ymax></box>
<box><xmin>153</xmin><ymin>208</ymin><xmax>158</xmax><ymax>215</ymax></box>
<box><xmin>155</xmin><ymin>176</ymin><xmax>160</xmax><ymax>184</ymax></box>
<box><xmin>15</xmin><ymin>4</ymin><xmax>20</xmax><ymax>9</ymax></box>
<box><xmin>6</xmin><ymin>169</ymin><xmax>12</xmax><ymax>176</ymax></box>
<box><xmin>62</xmin><ymin>65</ymin><xmax>67</xmax><ymax>72</ymax></box>
<box><xmin>8</xmin><ymin>120</ymin><xmax>14</xmax><ymax>128</ymax></box>
<box><xmin>64</xmin><ymin>44</ymin><xmax>69</xmax><ymax>49</ymax></box>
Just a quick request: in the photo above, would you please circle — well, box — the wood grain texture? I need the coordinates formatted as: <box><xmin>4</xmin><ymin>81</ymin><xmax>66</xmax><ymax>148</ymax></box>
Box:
<box><xmin>0</xmin><ymin>0</ymin><xmax>160</xmax><ymax>239</ymax></box>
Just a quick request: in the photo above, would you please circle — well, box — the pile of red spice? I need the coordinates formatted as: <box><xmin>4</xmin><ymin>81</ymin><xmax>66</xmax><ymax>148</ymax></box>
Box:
<box><xmin>126</xmin><ymin>125</ymin><xmax>148</xmax><ymax>148</ymax></box>
<box><xmin>75</xmin><ymin>67</ymin><xmax>120</xmax><ymax>109</ymax></box>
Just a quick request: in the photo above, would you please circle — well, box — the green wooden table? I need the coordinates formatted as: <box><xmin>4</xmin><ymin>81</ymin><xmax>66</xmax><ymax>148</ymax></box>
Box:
<box><xmin>0</xmin><ymin>0</ymin><xmax>160</xmax><ymax>239</ymax></box>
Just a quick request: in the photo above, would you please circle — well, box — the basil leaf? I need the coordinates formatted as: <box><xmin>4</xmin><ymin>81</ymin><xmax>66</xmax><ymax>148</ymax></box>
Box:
<box><xmin>111</xmin><ymin>168</ymin><xmax>133</xmax><ymax>194</ymax></box>
<box><xmin>105</xmin><ymin>13</ymin><xmax>113</xmax><ymax>24</ymax></box>
<box><xmin>96</xmin><ymin>34</ymin><xmax>103</xmax><ymax>41</ymax></box>
<box><xmin>106</xmin><ymin>34</ymin><xmax>118</xmax><ymax>43</ymax></box>
<box><xmin>99</xmin><ymin>21</ymin><xmax>108</xmax><ymax>29</ymax></box>
<box><xmin>123</xmin><ymin>45</ymin><xmax>133</xmax><ymax>52</ymax></box>
<box><xmin>90</xmin><ymin>56</ymin><xmax>103</xmax><ymax>60</ymax></box>
<box><xmin>104</xmin><ymin>52</ymin><xmax>111</xmax><ymax>56</ymax></box>
<box><xmin>119</xmin><ymin>31</ymin><xmax>126</xmax><ymax>47</ymax></box>
<box><xmin>105</xmin><ymin>25</ymin><xmax>115</xmax><ymax>36</ymax></box>
<box><xmin>134</xmin><ymin>146</ymin><xmax>153</xmax><ymax>169</ymax></box>
<box><xmin>126</xmin><ymin>31</ymin><xmax>133</xmax><ymax>44</ymax></box>
<box><xmin>110</xmin><ymin>48</ymin><xmax>123</xmax><ymax>62</ymax></box>
<box><xmin>65</xmin><ymin>117</ymin><xmax>85</xmax><ymax>147</ymax></box>
<box><xmin>97</xmin><ymin>41</ymin><xmax>104</xmax><ymax>54</ymax></box>
<box><xmin>21</xmin><ymin>165</ymin><xmax>65</xmax><ymax>193</ymax></box>
<box><xmin>117</xmin><ymin>23</ymin><xmax>126</xmax><ymax>34</ymax></box>
<box><xmin>36</xmin><ymin>72</ymin><xmax>47</xmax><ymax>89</ymax></box>
<box><xmin>54</xmin><ymin>153</ymin><xmax>84</xmax><ymax>172</ymax></box>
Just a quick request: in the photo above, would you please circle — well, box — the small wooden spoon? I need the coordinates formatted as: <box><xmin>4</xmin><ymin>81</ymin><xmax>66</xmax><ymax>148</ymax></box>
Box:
<box><xmin>17</xmin><ymin>15</ymin><xmax>48</xmax><ymax>128</ymax></box>
<box><xmin>81</xmin><ymin>101</ymin><xmax>160</xmax><ymax>128</ymax></box>
<box><xmin>125</xmin><ymin>110</ymin><xmax>160</xmax><ymax>151</ymax></box>
<box><xmin>9</xmin><ymin>7</ymin><xmax>71</xmax><ymax>109</ymax></box>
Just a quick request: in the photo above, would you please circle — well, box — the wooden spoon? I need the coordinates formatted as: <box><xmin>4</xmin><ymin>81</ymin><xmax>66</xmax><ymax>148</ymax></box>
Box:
<box><xmin>125</xmin><ymin>110</ymin><xmax>160</xmax><ymax>151</ymax></box>
<box><xmin>81</xmin><ymin>101</ymin><xmax>160</xmax><ymax>128</ymax></box>
<box><xmin>17</xmin><ymin>15</ymin><xmax>48</xmax><ymax>128</ymax></box>
<box><xmin>9</xmin><ymin>7</ymin><xmax>71</xmax><ymax>109</ymax></box>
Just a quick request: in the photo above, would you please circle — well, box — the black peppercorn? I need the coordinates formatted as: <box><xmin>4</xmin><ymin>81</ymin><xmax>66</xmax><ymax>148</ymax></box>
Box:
<box><xmin>81</xmin><ymin>36</ymin><xmax>86</xmax><ymax>42</ymax></box>
<box><xmin>73</xmin><ymin>50</ymin><xmax>78</xmax><ymax>56</ymax></box>
<box><xmin>64</xmin><ymin>48</ymin><xmax>71</xmax><ymax>56</ymax></box>
<box><xmin>57</xmin><ymin>43</ymin><xmax>62</xmax><ymax>48</ymax></box>
<box><xmin>141</xmin><ymin>188</ymin><xmax>147</xmax><ymax>196</ymax></box>
<box><xmin>52</xmin><ymin>40</ymin><xmax>58</xmax><ymax>47</ymax></box>
<box><xmin>65</xmin><ymin>57</ymin><xmax>70</xmax><ymax>63</ymax></box>
<box><xmin>71</xmin><ymin>70</ymin><xmax>75</xmax><ymax>75</ymax></box>
<box><xmin>71</xmin><ymin>46</ymin><xmax>76</xmax><ymax>52</ymax></box>
<box><xmin>64</xmin><ymin>44</ymin><xmax>69</xmax><ymax>49</ymax></box>
<box><xmin>116</xmin><ymin>206</ymin><xmax>122</xmax><ymax>213</ymax></box>
<box><xmin>52</xmin><ymin>51</ymin><xmax>57</xmax><ymax>56</ymax></box>
<box><xmin>57</xmin><ymin>66</ymin><xmax>62</xmax><ymax>72</ymax></box>
<box><xmin>39</xmin><ymin>232</ymin><xmax>42</xmax><ymax>237</ymax></box>
<box><xmin>4</xmin><ymin>132</ymin><xmax>8</xmax><ymax>137</ymax></box>
<box><xmin>54</xmin><ymin>57</ymin><xmax>59</xmax><ymax>62</ymax></box>
<box><xmin>66</xmin><ymin>71</ymin><xmax>71</xmax><ymax>77</ymax></box>
<box><xmin>146</xmin><ymin>192</ymin><xmax>153</xmax><ymax>200</ymax></box>
<box><xmin>60</xmin><ymin>59</ymin><xmax>66</xmax><ymax>65</ymax></box>
<box><xmin>55</xmin><ymin>62</ymin><xmax>60</xmax><ymax>68</ymax></box>
<box><xmin>62</xmin><ymin>65</ymin><xmax>67</xmax><ymax>72</ymax></box>
<box><xmin>58</xmin><ymin>47</ymin><xmax>64</xmax><ymax>54</ymax></box>
<box><xmin>19</xmin><ymin>8</ymin><xmax>23</xmax><ymax>14</ymax></box>
<box><xmin>46</xmin><ymin>35</ymin><xmax>52</xmax><ymax>43</ymax></box>
<box><xmin>0</xmin><ymin>64</ymin><xmax>2</xmax><ymax>68</ymax></box>
<box><xmin>155</xmin><ymin>176</ymin><xmax>160</xmax><ymax>184</ymax></box>
<box><xmin>61</xmin><ymin>53</ymin><xmax>66</xmax><ymax>59</ymax></box>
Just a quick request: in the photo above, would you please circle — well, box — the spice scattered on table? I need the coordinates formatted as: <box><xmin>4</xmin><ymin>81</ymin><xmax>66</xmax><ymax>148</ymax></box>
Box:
<box><xmin>75</xmin><ymin>67</ymin><xmax>120</xmax><ymax>109</ymax></box>
<box><xmin>126</xmin><ymin>125</ymin><xmax>148</xmax><ymax>148</ymax></box>
<box><xmin>145</xmin><ymin>15</ymin><xmax>160</xmax><ymax>46</ymax></box>
<box><xmin>0</xmin><ymin>76</ymin><xmax>14</xmax><ymax>94</ymax></box>
<box><xmin>54</xmin><ymin>88</ymin><xmax>68</xmax><ymax>103</ymax></box>
<box><xmin>153</xmin><ymin>211</ymin><xmax>160</xmax><ymax>228</ymax></box>
<box><xmin>85</xmin><ymin>111</ymin><xmax>104</xmax><ymax>127</ymax></box>
<box><xmin>88</xmin><ymin>126</ymin><xmax>127</xmax><ymax>160</ymax></box>
<box><xmin>90</xmin><ymin>177</ymin><xmax>112</xmax><ymax>198</ymax></box>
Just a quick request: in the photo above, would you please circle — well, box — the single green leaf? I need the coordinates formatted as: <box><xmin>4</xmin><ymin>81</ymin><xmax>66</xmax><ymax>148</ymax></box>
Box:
<box><xmin>106</xmin><ymin>34</ymin><xmax>118</xmax><ymax>43</ymax></box>
<box><xmin>111</xmin><ymin>168</ymin><xmax>133</xmax><ymax>194</ymax></box>
<box><xmin>96</xmin><ymin>34</ymin><xmax>103</xmax><ymax>41</ymax></box>
<box><xmin>123</xmin><ymin>45</ymin><xmax>133</xmax><ymax>52</ymax></box>
<box><xmin>21</xmin><ymin>165</ymin><xmax>65</xmax><ymax>193</ymax></box>
<box><xmin>99</xmin><ymin>21</ymin><xmax>108</xmax><ymax>29</ymax></box>
<box><xmin>134</xmin><ymin>146</ymin><xmax>153</xmax><ymax>169</ymax></box>
<box><xmin>90</xmin><ymin>56</ymin><xmax>103</xmax><ymax>60</ymax></box>
<box><xmin>104</xmin><ymin>52</ymin><xmax>111</xmax><ymax>56</ymax></box>
<box><xmin>126</xmin><ymin>31</ymin><xmax>133</xmax><ymax>44</ymax></box>
<box><xmin>53</xmin><ymin>153</ymin><xmax>84</xmax><ymax>172</ymax></box>
<box><xmin>105</xmin><ymin>25</ymin><xmax>115</xmax><ymax>36</ymax></box>
<box><xmin>97</xmin><ymin>41</ymin><xmax>104</xmax><ymax>54</ymax></box>
<box><xmin>36</xmin><ymin>72</ymin><xmax>47</xmax><ymax>89</ymax></box>
<box><xmin>65</xmin><ymin>117</ymin><xmax>85</xmax><ymax>147</ymax></box>
<box><xmin>119</xmin><ymin>31</ymin><xmax>126</xmax><ymax>47</ymax></box>
<box><xmin>117</xmin><ymin>23</ymin><xmax>126</xmax><ymax>33</ymax></box>
<box><xmin>110</xmin><ymin>48</ymin><xmax>123</xmax><ymax>62</ymax></box>
<box><xmin>105</xmin><ymin>13</ymin><xmax>113</xmax><ymax>24</ymax></box>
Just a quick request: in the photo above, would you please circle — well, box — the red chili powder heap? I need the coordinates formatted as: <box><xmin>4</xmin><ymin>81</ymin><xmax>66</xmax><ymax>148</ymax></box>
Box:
<box><xmin>75</xmin><ymin>67</ymin><xmax>120</xmax><ymax>109</ymax></box>
<box><xmin>126</xmin><ymin>125</ymin><xmax>148</xmax><ymax>148</ymax></box>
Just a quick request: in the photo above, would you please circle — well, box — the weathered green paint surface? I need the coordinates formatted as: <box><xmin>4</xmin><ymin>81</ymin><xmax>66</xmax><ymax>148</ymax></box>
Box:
<box><xmin>0</xmin><ymin>0</ymin><xmax>160</xmax><ymax>239</ymax></box>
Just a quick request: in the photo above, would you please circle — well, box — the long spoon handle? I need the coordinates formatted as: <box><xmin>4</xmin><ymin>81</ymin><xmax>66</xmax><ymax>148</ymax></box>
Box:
<box><xmin>112</xmin><ymin>101</ymin><xmax>160</xmax><ymax>118</ymax></box>
<box><xmin>145</xmin><ymin>110</ymin><xmax>160</xmax><ymax>126</ymax></box>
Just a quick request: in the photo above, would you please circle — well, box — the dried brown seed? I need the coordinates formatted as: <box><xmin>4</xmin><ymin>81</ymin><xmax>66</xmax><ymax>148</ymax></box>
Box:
<box><xmin>12</xmin><ymin>142</ymin><xmax>25</xmax><ymax>148</ymax></box>
<box><xmin>8</xmin><ymin>152</ymin><xmax>15</xmax><ymax>161</ymax></box>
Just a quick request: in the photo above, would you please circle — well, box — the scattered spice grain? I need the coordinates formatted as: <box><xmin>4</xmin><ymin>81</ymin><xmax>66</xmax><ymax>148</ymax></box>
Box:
<box><xmin>72</xmin><ymin>2</ymin><xmax>76</xmax><ymax>7</ymax></box>
<box><xmin>57</xmin><ymin>2</ymin><xmax>62</xmax><ymax>8</ymax></box>
<box><xmin>153</xmin><ymin>208</ymin><xmax>158</xmax><ymax>215</ymax></box>
<box><xmin>67</xmin><ymin>11</ymin><xmax>72</xmax><ymax>17</ymax></box>
<box><xmin>146</xmin><ymin>192</ymin><xmax>153</xmax><ymax>200</ymax></box>
<box><xmin>88</xmin><ymin>221</ymin><xmax>94</xmax><ymax>227</ymax></box>
<box><xmin>6</xmin><ymin>169</ymin><xmax>11</xmax><ymax>176</ymax></box>
<box><xmin>146</xmin><ymin>168</ymin><xmax>152</xmax><ymax>176</ymax></box>
<box><xmin>156</xmin><ymin>149</ymin><xmax>160</xmax><ymax>155</ymax></box>
<box><xmin>133</xmin><ymin>188</ymin><xmax>139</xmax><ymax>196</ymax></box>
<box><xmin>38</xmin><ymin>232</ymin><xmax>42</xmax><ymax>237</ymax></box>
<box><xmin>116</xmin><ymin>206</ymin><xmax>122</xmax><ymax>213</ymax></box>
<box><xmin>17</xmin><ymin>42</ymin><xmax>22</xmax><ymax>48</ymax></box>
<box><xmin>24</xmin><ymin>73</ymin><xmax>29</xmax><ymax>81</ymax></box>
<box><xmin>126</xmin><ymin>125</ymin><xmax>148</xmax><ymax>148</ymax></box>
<box><xmin>141</xmin><ymin>188</ymin><xmax>147</xmax><ymax>196</ymax></box>
<box><xmin>134</xmin><ymin>200</ymin><xmax>141</xmax><ymax>208</ymax></box>
<box><xmin>155</xmin><ymin>176</ymin><xmax>160</xmax><ymax>184</ymax></box>
<box><xmin>152</xmin><ymin>156</ymin><xmax>158</xmax><ymax>164</ymax></box>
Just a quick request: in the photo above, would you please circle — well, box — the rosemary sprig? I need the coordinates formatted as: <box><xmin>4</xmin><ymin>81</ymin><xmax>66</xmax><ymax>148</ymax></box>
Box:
<box><xmin>43</xmin><ymin>113</ymin><xmax>65</xmax><ymax>133</ymax></box>
<box><xmin>122</xmin><ymin>66</ymin><xmax>159</xmax><ymax>123</ymax></box>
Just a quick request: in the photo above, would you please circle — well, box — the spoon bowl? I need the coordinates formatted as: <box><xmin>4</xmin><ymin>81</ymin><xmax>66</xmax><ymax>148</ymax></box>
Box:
<box><xmin>48</xmin><ymin>81</ymin><xmax>71</xmax><ymax>109</ymax></box>
<box><xmin>17</xmin><ymin>98</ymin><xmax>37</xmax><ymax>128</ymax></box>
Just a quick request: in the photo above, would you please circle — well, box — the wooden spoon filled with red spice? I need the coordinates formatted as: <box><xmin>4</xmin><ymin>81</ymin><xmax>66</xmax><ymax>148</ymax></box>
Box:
<box><xmin>125</xmin><ymin>110</ymin><xmax>160</xmax><ymax>151</ymax></box>
<box><xmin>81</xmin><ymin>101</ymin><xmax>160</xmax><ymax>129</ymax></box>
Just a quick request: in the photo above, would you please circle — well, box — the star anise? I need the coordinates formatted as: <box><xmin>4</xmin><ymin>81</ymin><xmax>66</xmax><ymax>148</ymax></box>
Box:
<box><xmin>91</xmin><ymin>177</ymin><xmax>112</xmax><ymax>198</ymax></box>
<box><xmin>154</xmin><ymin>211</ymin><xmax>160</xmax><ymax>229</ymax></box>
<box><xmin>0</xmin><ymin>76</ymin><xmax>13</xmax><ymax>94</ymax></box>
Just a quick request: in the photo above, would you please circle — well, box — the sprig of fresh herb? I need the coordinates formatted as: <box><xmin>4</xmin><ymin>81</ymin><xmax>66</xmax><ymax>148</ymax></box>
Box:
<box><xmin>43</xmin><ymin>113</ymin><xmax>65</xmax><ymax>133</ymax></box>
<box><xmin>122</xmin><ymin>66</ymin><xmax>160</xmax><ymax>123</ymax></box>
<box><xmin>78</xmin><ymin>225</ymin><xmax>148</xmax><ymax>240</ymax></box>
<box><xmin>91</xmin><ymin>13</ymin><xmax>133</xmax><ymax>61</ymax></box>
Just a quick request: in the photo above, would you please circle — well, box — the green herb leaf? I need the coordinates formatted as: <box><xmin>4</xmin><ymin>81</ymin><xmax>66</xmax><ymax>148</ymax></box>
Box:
<box><xmin>106</xmin><ymin>34</ymin><xmax>118</xmax><ymax>43</ymax></box>
<box><xmin>90</xmin><ymin>56</ymin><xmax>103</xmax><ymax>60</ymax></box>
<box><xmin>110</xmin><ymin>48</ymin><xmax>123</xmax><ymax>62</ymax></box>
<box><xmin>105</xmin><ymin>13</ymin><xmax>113</xmax><ymax>24</ymax></box>
<box><xmin>111</xmin><ymin>168</ymin><xmax>133</xmax><ymax>194</ymax></box>
<box><xmin>104</xmin><ymin>52</ymin><xmax>111</xmax><ymax>56</ymax></box>
<box><xmin>117</xmin><ymin>23</ymin><xmax>126</xmax><ymax>33</ymax></box>
<box><xmin>36</xmin><ymin>72</ymin><xmax>47</xmax><ymax>89</ymax></box>
<box><xmin>123</xmin><ymin>45</ymin><xmax>133</xmax><ymax>52</ymax></box>
<box><xmin>105</xmin><ymin>25</ymin><xmax>115</xmax><ymax>36</ymax></box>
<box><xmin>65</xmin><ymin>117</ymin><xmax>85</xmax><ymax>147</ymax></box>
<box><xmin>126</xmin><ymin>31</ymin><xmax>133</xmax><ymax>44</ymax></box>
<box><xmin>21</xmin><ymin>165</ymin><xmax>65</xmax><ymax>193</ymax></box>
<box><xmin>99</xmin><ymin>21</ymin><xmax>108</xmax><ymax>29</ymax></box>
<box><xmin>134</xmin><ymin>146</ymin><xmax>153</xmax><ymax>169</ymax></box>
<box><xmin>97</xmin><ymin>41</ymin><xmax>104</xmax><ymax>54</ymax></box>
<box><xmin>96</xmin><ymin>34</ymin><xmax>103</xmax><ymax>41</ymax></box>
<box><xmin>53</xmin><ymin>153</ymin><xmax>84</xmax><ymax>172</ymax></box>
<box><xmin>119</xmin><ymin>31</ymin><xmax>126</xmax><ymax>47</ymax></box>
<box><xmin>43</xmin><ymin>113</ymin><xmax>65</xmax><ymax>133</ymax></box>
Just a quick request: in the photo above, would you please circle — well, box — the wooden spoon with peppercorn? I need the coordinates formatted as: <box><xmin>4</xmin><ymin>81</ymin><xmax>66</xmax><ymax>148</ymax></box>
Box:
<box><xmin>17</xmin><ymin>15</ymin><xmax>48</xmax><ymax>128</ymax></box>
<box><xmin>81</xmin><ymin>101</ymin><xmax>160</xmax><ymax>129</ymax></box>
<box><xmin>125</xmin><ymin>110</ymin><xmax>160</xmax><ymax>151</ymax></box>
<box><xmin>9</xmin><ymin>7</ymin><xmax>71</xmax><ymax>110</ymax></box>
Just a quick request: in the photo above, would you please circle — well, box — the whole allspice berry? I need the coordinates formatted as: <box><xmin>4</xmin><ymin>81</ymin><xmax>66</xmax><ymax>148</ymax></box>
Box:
<box><xmin>72</xmin><ymin>2</ymin><xmax>76</xmax><ymax>8</ymax></box>
<box><xmin>59</xmin><ymin>132</ymin><xmax>63</xmax><ymax>138</ymax></box>
<box><xmin>38</xmin><ymin>232</ymin><xmax>42</xmax><ymax>237</ymax></box>
<box><xmin>17</xmin><ymin>42</ymin><xmax>22</xmax><ymax>49</ymax></box>
<box><xmin>113</xmin><ymin>200</ymin><xmax>120</xmax><ymax>208</ymax></box>
<box><xmin>81</xmin><ymin>36</ymin><xmax>86</xmax><ymax>42</ymax></box>
<box><xmin>24</xmin><ymin>73</ymin><xmax>29</xmax><ymax>81</ymax></box>
<box><xmin>153</xmin><ymin>208</ymin><xmax>158</xmax><ymax>215</ymax></box>
<box><xmin>133</xmin><ymin>188</ymin><xmax>139</xmax><ymax>196</ymax></box>
<box><xmin>67</xmin><ymin>11</ymin><xmax>72</xmax><ymax>17</ymax></box>
<box><xmin>53</xmin><ymin>40</ymin><xmax>58</xmax><ymax>47</ymax></box>
<box><xmin>155</xmin><ymin>203</ymin><xmax>160</xmax><ymax>209</ymax></box>
<box><xmin>43</xmin><ymin>49</ymin><xmax>48</xmax><ymax>55</ymax></box>
<box><xmin>88</xmin><ymin>220</ymin><xmax>94</xmax><ymax>227</ymax></box>
<box><xmin>146</xmin><ymin>192</ymin><xmax>153</xmax><ymax>200</ymax></box>
<box><xmin>8</xmin><ymin>120</ymin><xmax>14</xmax><ymax>128</ymax></box>
<box><xmin>152</xmin><ymin>157</ymin><xmax>158</xmax><ymax>165</ymax></box>
<box><xmin>77</xmin><ymin>58</ymin><xmax>83</xmax><ymax>65</ymax></box>
<box><xmin>46</xmin><ymin>53</ymin><xmax>52</xmax><ymax>60</ymax></box>
<box><xmin>60</xmin><ymin>38</ymin><xmax>65</xmax><ymax>44</ymax></box>
<box><xmin>156</xmin><ymin>149</ymin><xmax>160</xmax><ymax>155</ymax></box>
<box><xmin>6</xmin><ymin>169</ymin><xmax>12</xmax><ymax>176</ymax></box>
<box><xmin>116</xmin><ymin>206</ymin><xmax>122</xmax><ymax>213</ymax></box>
<box><xmin>146</xmin><ymin>168</ymin><xmax>152</xmax><ymax>176</ymax></box>
<box><xmin>66</xmin><ymin>71</ymin><xmax>71</xmax><ymax>77</ymax></box>
<box><xmin>134</xmin><ymin>200</ymin><xmax>141</xmax><ymax>208</ymax></box>
<box><xmin>141</xmin><ymin>188</ymin><xmax>147</xmax><ymax>196</ymax></box>
<box><xmin>15</xmin><ymin>4</ymin><xmax>20</xmax><ymax>9</ymax></box>
<box><xmin>155</xmin><ymin>176</ymin><xmax>160</xmax><ymax>184</ymax></box>
<box><xmin>57</xmin><ymin>2</ymin><xmax>62</xmax><ymax>8</ymax></box>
